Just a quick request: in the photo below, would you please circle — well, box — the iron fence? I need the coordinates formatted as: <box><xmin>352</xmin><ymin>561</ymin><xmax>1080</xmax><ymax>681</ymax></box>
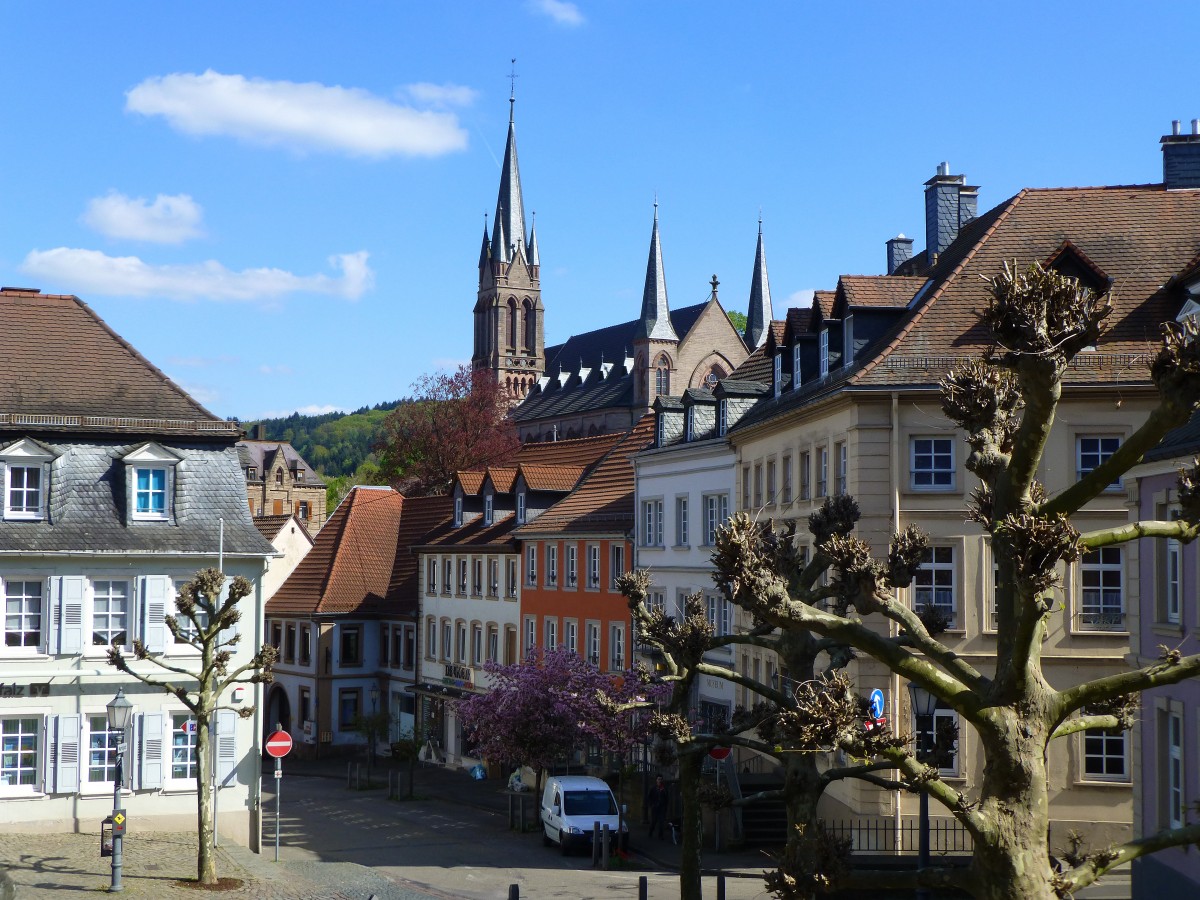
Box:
<box><xmin>824</xmin><ymin>816</ymin><xmax>973</xmax><ymax>855</ymax></box>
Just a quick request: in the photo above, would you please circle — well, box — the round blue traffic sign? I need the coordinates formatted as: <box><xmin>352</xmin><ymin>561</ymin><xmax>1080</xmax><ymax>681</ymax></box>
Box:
<box><xmin>868</xmin><ymin>689</ymin><xmax>886</xmax><ymax>720</ymax></box>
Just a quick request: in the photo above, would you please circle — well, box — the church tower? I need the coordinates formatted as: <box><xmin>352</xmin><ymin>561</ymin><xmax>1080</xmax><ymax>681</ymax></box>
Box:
<box><xmin>632</xmin><ymin>203</ymin><xmax>680</xmax><ymax>409</ymax></box>
<box><xmin>472</xmin><ymin>93</ymin><xmax>545</xmax><ymax>401</ymax></box>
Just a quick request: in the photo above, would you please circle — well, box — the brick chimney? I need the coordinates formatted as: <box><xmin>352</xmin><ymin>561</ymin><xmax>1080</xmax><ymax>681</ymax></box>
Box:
<box><xmin>1162</xmin><ymin>119</ymin><xmax>1200</xmax><ymax>190</ymax></box>
<box><xmin>886</xmin><ymin>234</ymin><xmax>914</xmax><ymax>274</ymax></box>
<box><xmin>924</xmin><ymin>163</ymin><xmax>978</xmax><ymax>264</ymax></box>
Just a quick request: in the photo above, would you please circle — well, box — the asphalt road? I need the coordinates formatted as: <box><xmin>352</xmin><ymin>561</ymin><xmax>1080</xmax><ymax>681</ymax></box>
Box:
<box><xmin>264</xmin><ymin>774</ymin><xmax>773</xmax><ymax>900</ymax></box>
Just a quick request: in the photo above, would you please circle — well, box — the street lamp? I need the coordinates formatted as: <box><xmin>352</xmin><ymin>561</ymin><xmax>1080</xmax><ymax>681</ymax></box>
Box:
<box><xmin>907</xmin><ymin>682</ymin><xmax>938</xmax><ymax>900</ymax></box>
<box><xmin>106</xmin><ymin>688</ymin><xmax>134</xmax><ymax>893</ymax></box>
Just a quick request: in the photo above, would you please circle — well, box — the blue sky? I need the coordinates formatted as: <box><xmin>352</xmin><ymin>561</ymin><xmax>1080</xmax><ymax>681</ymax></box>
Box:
<box><xmin>2</xmin><ymin>1</ymin><xmax>1197</xmax><ymax>421</ymax></box>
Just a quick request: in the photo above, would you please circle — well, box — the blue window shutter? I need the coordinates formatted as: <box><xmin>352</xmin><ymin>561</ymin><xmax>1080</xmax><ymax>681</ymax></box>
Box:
<box><xmin>55</xmin><ymin>714</ymin><xmax>81</xmax><ymax>793</ymax></box>
<box><xmin>58</xmin><ymin>576</ymin><xmax>85</xmax><ymax>655</ymax></box>
<box><xmin>141</xmin><ymin>576</ymin><xmax>170</xmax><ymax>653</ymax></box>
<box><xmin>216</xmin><ymin>710</ymin><xmax>238</xmax><ymax>785</ymax></box>
<box><xmin>139</xmin><ymin>712</ymin><xmax>164</xmax><ymax>790</ymax></box>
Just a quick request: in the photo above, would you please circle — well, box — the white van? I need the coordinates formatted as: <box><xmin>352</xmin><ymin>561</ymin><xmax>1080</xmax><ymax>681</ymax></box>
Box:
<box><xmin>540</xmin><ymin>775</ymin><xmax>626</xmax><ymax>855</ymax></box>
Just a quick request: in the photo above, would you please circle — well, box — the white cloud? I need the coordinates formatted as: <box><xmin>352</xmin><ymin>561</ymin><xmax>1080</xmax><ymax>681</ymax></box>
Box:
<box><xmin>256</xmin><ymin>404</ymin><xmax>347</xmax><ymax>419</ymax></box>
<box><xmin>126</xmin><ymin>70</ymin><xmax>469</xmax><ymax>158</ymax></box>
<box><xmin>82</xmin><ymin>191</ymin><xmax>204</xmax><ymax>244</ymax></box>
<box><xmin>402</xmin><ymin>82</ymin><xmax>478</xmax><ymax>108</ymax></box>
<box><xmin>258</xmin><ymin>364</ymin><xmax>294</xmax><ymax>376</ymax></box>
<box><xmin>528</xmin><ymin>0</ymin><xmax>585</xmax><ymax>26</ymax></box>
<box><xmin>787</xmin><ymin>289</ymin><xmax>816</xmax><ymax>307</ymax></box>
<box><xmin>21</xmin><ymin>248</ymin><xmax>373</xmax><ymax>303</ymax></box>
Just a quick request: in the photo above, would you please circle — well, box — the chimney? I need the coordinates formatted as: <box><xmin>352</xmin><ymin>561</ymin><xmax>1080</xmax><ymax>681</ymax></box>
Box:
<box><xmin>254</xmin><ymin>423</ymin><xmax>266</xmax><ymax>440</ymax></box>
<box><xmin>886</xmin><ymin>234</ymin><xmax>914</xmax><ymax>274</ymax></box>
<box><xmin>1162</xmin><ymin>119</ymin><xmax>1200</xmax><ymax>190</ymax></box>
<box><xmin>924</xmin><ymin>162</ymin><xmax>979</xmax><ymax>264</ymax></box>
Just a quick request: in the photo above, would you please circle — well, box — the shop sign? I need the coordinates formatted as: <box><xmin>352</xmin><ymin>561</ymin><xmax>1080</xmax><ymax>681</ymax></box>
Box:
<box><xmin>0</xmin><ymin>683</ymin><xmax>50</xmax><ymax>698</ymax></box>
<box><xmin>443</xmin><ymin>664</ymin><xmax>474</xmax><ymax>689</ymax></box>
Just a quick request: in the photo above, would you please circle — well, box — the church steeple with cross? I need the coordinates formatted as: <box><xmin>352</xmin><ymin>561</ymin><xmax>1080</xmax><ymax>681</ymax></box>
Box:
<box><xmin>472</xmin><ymin>62</ymin><xmax>545</xmax><ymax>401</ymax></box>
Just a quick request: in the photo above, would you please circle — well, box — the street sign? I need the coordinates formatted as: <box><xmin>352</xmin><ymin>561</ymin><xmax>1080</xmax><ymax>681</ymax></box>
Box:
<box><xmin>265</xmin><ymin>730</ymin><xmax>293</xmax><ymax>758</ymax></box>
<box><xmin>868</xmin><ymin>689</ymin><xmax>886</xmax><ymax>720</ymax></box>
<box><xmin>709</xmin><ymin>746</ymin><xmax>731</xmax><ymax>761</ymax></box>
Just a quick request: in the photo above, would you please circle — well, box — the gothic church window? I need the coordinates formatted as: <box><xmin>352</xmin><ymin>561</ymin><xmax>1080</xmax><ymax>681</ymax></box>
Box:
<box><xmin>655</xmin><ymin>354</ymin><xmax>671</xmax><ymax>397</ymax></box>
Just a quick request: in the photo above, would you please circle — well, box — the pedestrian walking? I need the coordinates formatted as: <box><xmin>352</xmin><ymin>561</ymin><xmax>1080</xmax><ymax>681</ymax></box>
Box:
<box><xmin>645</xmin><ymin>774</ymin><xmax>669</xmax><ymax>840</ymax></box>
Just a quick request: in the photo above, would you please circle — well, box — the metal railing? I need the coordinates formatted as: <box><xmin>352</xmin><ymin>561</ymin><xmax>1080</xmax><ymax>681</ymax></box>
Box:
<box><xmin>824</xmin><ymin>816</ymin><xmax>973</xmax><ymax>855</ymax></box>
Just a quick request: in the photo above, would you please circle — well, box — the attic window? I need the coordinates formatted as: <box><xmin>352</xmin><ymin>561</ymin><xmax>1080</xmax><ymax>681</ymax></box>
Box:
<box><xmin>123</xmin><ymin>442</ymin><xmax>181</xmax><ymax>523</ymax></box>
<box><xmin>819</xmin><ymin>331</ymin><xmax>830</xmax><ymax>377</ymax></box>
<box><xmin>294</xmin><ymin>469</ymin><xmax>303</xmax><ymax>482</ymax></box>
<box><xmin>1</xmin><ymin>438</ymin><xmax>56</xmax><ymax>522</ymax></box>
<box><xmin>791</xmin><ymin>343</ymin><xmax>801</xmax><ymax>388</ymax></box>
<box><xmin>718</xmin><ymin>400</ymin><xmax>728</xmax><ymax>437</ymax></box>
<box><xmin>685</xmin><ymin>407</ymin><xmax>695</xmax><ymax>442</ymax></box>
<box><xmin>516</xmin><ymin>491</ymin><xmax>526</xmax><ymax>524</ymax></box>
<box><xmin>484</xmin><ymin>494</ymin><xmax>494</xmax><ymax>526</ymax></box>
<box><xmin>773</xmin><ymin>353</ymin><xmax>782</xmax><ymax>398</ymax></box>
<box><xmin>275</xmin><ymin>469</ymin><xmax>283</xmax><ymax>485</ymax></box>
<box><xmin>248</xmin><ymin>466</ymin><xmax>257</xmax><ymax>481</ymax></box>
<box><xmin>454</xmin><ymin>497</ymin><xmax>463</xmax><ymax>528</ymax></box>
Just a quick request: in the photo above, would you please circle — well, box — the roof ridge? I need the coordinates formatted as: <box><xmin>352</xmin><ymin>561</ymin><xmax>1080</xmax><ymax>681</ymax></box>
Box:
<box><xmin>851</xmin><ymin>190</ymin><xmax>1027</xmax><ymax>384</ymax></box>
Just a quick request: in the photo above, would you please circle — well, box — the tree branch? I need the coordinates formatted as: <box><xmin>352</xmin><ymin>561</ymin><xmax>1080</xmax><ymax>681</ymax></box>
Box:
<box><xmin>877</xmin><ymin>597</ymin><xmax>990</xmax><ymax>693</ymax></box>
<box><xmin>1050</xmin><ymin>714</ymin><xmax>1121</xmax><ymax>741</ymax></box>
<box><xmin>695</xmin><ymin>661</ymin><xmax>788</xmax><ymax>707</ymax></box>
<box><xmin>1054</xmin><ymin>822</ymin><xmax>1200</xmax><ymax>894</ymax></box>
<box><xmin>1056</xmin><ymin>652</ymin><xmax>1200</xmax><ymax>719</ymax></box>
<box><xmin>1080</xmin><ymin>519</ymin><xmax>1200</xmax><ymax>549</ymax></box>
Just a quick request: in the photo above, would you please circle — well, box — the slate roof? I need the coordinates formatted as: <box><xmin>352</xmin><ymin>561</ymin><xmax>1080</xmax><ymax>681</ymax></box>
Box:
<box><xmin>730</xmin><ymin>184</ymin><xmax>1200</xmax><ymax>434</ymax></box>
<box><xmin>728</xmin><ymin>326</ymin><xmax>781</xmax><ymax>384</ymax></box>
<box><xmin>267</xmin><ymin>486</ymin><xmax>404</xmax><ymax>616</ymax></box>
<box><xmin>0</xmin><ymin>439</ymin><xmax>274</xmax><ymax>556</ymax></box>
<box><xmin>515</xmin><ymin>415</ymin><xmax>656</xmax><ymax>536</ymax></box>
<box><xmin>1</xmin><ymin>289</ymin><xmax>232</xmax><ymax>435</ymax></box>
<box><xmin>513</xmin><ymin>301</ymin><xmax>710</xmax><ymax>423</ymax></box>
<box><xmin>1145</xmin><ymin>409</ymin><xmax>1200</xmax><ymax>463</ymax></box>
<box><xmin>238</xmin><ymin>440</ymin><xmax>325</xmax><ymax>485</ymax></box>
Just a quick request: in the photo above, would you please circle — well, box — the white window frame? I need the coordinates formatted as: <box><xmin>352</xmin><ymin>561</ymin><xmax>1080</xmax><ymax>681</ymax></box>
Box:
<box><xmin>1079</xmin><ymin>547</ymin><xmax>1125</xmax><ymax>632</ymax></box>
<box><xmin>703</xmin><ymin>493</ymin><xmax>729</xmax><ymax>546</ymax></box>
<box><xmin>1167</xmin><ymin>710</ymin><xmax>1184</xmax><ymax>828</ymax></box>
<box><xmin>566</xmin><ymin>545</ymin><xmax>578</xmax><ymax>587</ymax></box>
<box><xmin>487</xmin><ymin>626</ymin><xmax>500</xmax><ymax>663</ymax></box>
<box><xmin>585</xmin><ymin>622</ymin><xmax>600</xmax><ymax>666</ymax></box>
<box><xmin>609</xmin><ymin>623</ymin><xmax>625</xmax><ymax>671</ymax></box>
<box><xmin>799</xmin><ymin>451</ymin><xmax>810</xmax><ymax>500</ymax></box>
<box><xmin>442</xmin><ymin>620</ymin><xmax>452</xmax><ymax>662</ymax></box>
<box><xmin>454</xmin><ymin>496</ymin><xmax>463</xmax><ymax>528</ymax></box>
<box><xmin>89</xmin><ymin>578</ymin><xmax>131</xmax><ymax>652</ymax></box>
<box><xmin>914</xmin><ymin>546</ymin><xmax>957</xmax><ymax>629</ymax></box>
<box><xmin>526</xmin><ymin>545</ymin><xmax>537</xmax><ymax>587</ymax></box>
<box><xmin>836</xmin><ymin>442</ymin><xmax>848</xmax><ymax>495</ymax></box>
<box><xmin>167</xmin><ymin>712</ymin><xmax>199</xmax><ymax>786</ymax></box>
<box><xmin>609</xmin><ymin>544</ymin><xmax>625</xmax><ymax>590</ymax></box>
<box><xmin>586</xmin><ymin>544</ymin><xmax>600</xmax><ymax>589</ymax></box>
<box><xmin>507</xmin><ymin>558</ymin><xmax>518</xmax><ymax>597</ymax></box>
<box><xmin>544</xmin><ymin>618</ymin><xmax>558</xmax><ymax>651</ymax></box>
<box><xmin>426</xmin><ymin>558</ymin><xmax>437</xmax><ymax>594</ymax></box>
<box><xmin>564</xmin><ymin>619</ymin><xmax>578</xmax><ymax>654</ymax></box>
<box><xmin>817</xmin><ymin>447</ymin><xmax>828</xmax><ymax>497</ymax></box>
<box><xmin>2</xmin><ymin>575</ymin><xmax>45</xmax><ymax>654</ymax></box>
<box><xmin>910</xmin><ymin>437</ymin><xmax>956</xmax><ymax>491</ymax></box>
<box><xmin>516</xmin><ymin>491</ymin><xmax>526</xmax><ymax>524</ymax></box>
<box><xmin>819</xmin><ymin>330</ymin><xmax>829</xmax><ymax>377</ymax></box>
<box><xmin>675</xmin><ymin>495</ymin><xmax>689</xmax><ymax>546</ymax></box>
<box><xmin>547</xmin><ymin>544</ymin><xmax>559</xmax><ymax>587</ymax></box>
<box><xmin>782</xmin><ymin>455</ymin><xmax>792</xmax><ymax>504</ymax></box>
<box><xmin>1082</xmin><ymin>727</ymin><xmax>1129</xmax><ymax>783</ymax></box>
<box><xmin>1165</xmin><ymin>537</ymin><xmax>1181</xmax><ymax>625</ymax></box>
<box><xmin>471</xmin><ymin>624</ymin><xmax>483</xmax><ymax>666</ymax></box>
<box><xmin>0</xmin><ymin>714</ymin><xmax>43</xmax><ymax>794</ymax></box>
<box><xmin>524</xmin><ymin>616</ymin><xmax>537</xmax><ymax>653</ymax></box>
<box><xmin>718</xmin><ymin>400</ymin><xmax>728</xmax><ymax>436</ymax></box>
<box><xmin>458</xmin><ymin>559</ymin><xmax>469</xmax><ymax>596</ymax></box>
<box><xmin>1</xmin><ymin>439</ymin><xmax>54</xmax><ymax>521</ymax></box>
<box><xmin>133</xmin><ymin>465</ymin><xmax>170</xmax><ymax>521</ymax></box>
<box><xmin>1076</xmin><ymin>435</ymin><xmax>1122</xmax><ymax>491</ymax></box>
<box><xmin>484</xmin><ymin>494</ymin><xmax>493</xmax><ymax>526</ymax></box>
<box><xmin>767</xmin><ymin>459</ymin><xmax>777</xmax><ymax>505</ymax></box>
<box><xmin>85</xmin><ymin>713</ymin><xmax>122</xmax><ymax>791</ymax></box>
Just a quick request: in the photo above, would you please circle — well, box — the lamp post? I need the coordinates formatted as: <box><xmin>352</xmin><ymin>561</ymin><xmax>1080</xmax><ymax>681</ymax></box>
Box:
<box><xmin>368</xmin><ymin>685</ymin><xmax>380</xmax><ymax>787</ymax></box>
<box><xmin>907</xmin><ymin>682</ymin><xmax>938</xmax><ymax>900</ymax></box>
<box><xmin>106</xmin><ymin>688</ymin><xmax>134</xmax><ymax>893</ymax></box>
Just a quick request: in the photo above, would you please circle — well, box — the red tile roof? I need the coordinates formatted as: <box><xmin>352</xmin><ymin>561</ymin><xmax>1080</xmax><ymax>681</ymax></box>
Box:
<box><xmin>854</xmin><ymin>185</ymin><xmax>1200</xmax><ymax>387</ymax></box>
<box><xmin>520</xmin><ymin>464</ymin><xmax>587</xmax><ymax>492</ymax></box>
<box><xmin>252</xmin><ymin>514</ymin><xmax>298</xmax><ymax>542</ymax></box>
<box><xmin>267</xmin><ymin>486</ymin><xmax>404</xmax><ymax>616</ymax></box>
<box><xmin>457</xmin><ymin>472</ymin><xmax>485</xmax><ymax>495</ymax></box>
<box><xmin>837</xmin><ymin>275</ymin><xmax>927</xmax><ymax>311</ymax></box>
<box><xmin>516</xmin><ymin>415</ymin><xmax>657</xmax><ymax>536</ymax></box>
<box><xmin>486</xmin><ymin>467</ymin><xmax>518</xmax><ymax>493</ymax></box>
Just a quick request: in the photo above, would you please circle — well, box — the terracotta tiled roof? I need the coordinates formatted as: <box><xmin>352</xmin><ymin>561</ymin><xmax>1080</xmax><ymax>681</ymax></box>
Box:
<box><xmin>267</xmin><ymin>486</ymin><xmax>404</xmax><ymax>616</ymax></box>
<box><xmin>520</xmin><ymin>464</ymin><xmax>586</xmax><ymax>492</ymax></box>
<box><xmin>516</xmin><ymin>415</ymin><xmax>657</xmax><ymax>536</ymax></box>
<box><xmin>854</xmin><ymin>185</ymin><xmax>1200</xmax><ymax>387</ymax></box>
<box><xmin>486</xmin><ymin>467</ymin><xmax>518</xmax><ymax>493</ymax></box>
<box><xmin>457</xmin><ymin>471</ymin><xmax>485</xmax><ymax>495</ymax></box>
<box><xmin>812</xmin><ymin>290</ymin><xmax>834</xmax><ymax>319</ymax></box>
<box><xmin>1</xmin><ymin>289</ymin><xmax>227</xmax><ymax>433</ymax></box>
<box><xmin>252</xmin><ymin>514</ymin><xmax>296</xmax><ymax>542</ymax></box>
<box><xmin>785</xmin><ymin>307</ymin><xmax>818</xmax><ymax>338</ymax></box>
<box><xmin>837</xmin><ymin>275</ymin><xmax>928</xmax><ymax>310</ymax></box>
<box><xmin>386</xmin><ymin>495</ymin><xmax>454</xmax><ymax>606</ymax></box>
<box><xmin>419</xmin><ymin>511</ymin><xmax>520</xmax><ymax>550</ymax></box>
<box><xmin>729</xmin><ymin>336</ymin><xmax>776</xmax><ymax>384</ymax></box>
<box><xmin>515</xmin><ymin>431</ymin><xmax>625</xmax><ymax>467</ymax></box>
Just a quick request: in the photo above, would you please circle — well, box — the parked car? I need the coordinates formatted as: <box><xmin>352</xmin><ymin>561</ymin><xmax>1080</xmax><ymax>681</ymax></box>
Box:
<box><xmin>540</xmin><ymin>775</ymin><xmax>627</xmax><ymax>855</ymax></box>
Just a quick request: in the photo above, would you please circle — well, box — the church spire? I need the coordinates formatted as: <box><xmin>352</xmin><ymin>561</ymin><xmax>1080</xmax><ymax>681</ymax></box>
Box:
<box><xmin>491</xmin><ymin>203</ymin><xmax>509</xmax><ymax>264</ymax></box>
<box><xmin>745</xmin><ymin>215</ymin><xmax>773</xmax><ymax>350</ymax></box>
<box><xmin>634</xmin><ymin>202</ymin><xmax>678</xmax><ymax>341</ymax></box>
<box><xmin>494</xmin><ymin>91</ymin><xmax>528</xmax><ymax>261</ymax></box>
<box><xmin>528</xmin><ymin>212</ymin><xmax>540</xmax><ymax>267</ymax></box>
<box><xmin>478</xmin><ymin>216</ymin><xmax>492</xmax><ymax>271</ymax></box>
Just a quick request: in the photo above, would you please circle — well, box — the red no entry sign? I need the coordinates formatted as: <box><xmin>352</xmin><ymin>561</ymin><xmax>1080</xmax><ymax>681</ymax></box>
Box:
<box><xmin>265</xmin><ymin>730</ymin><xmax>293</xmax><ymax>758</ymax></box>
<box><xmin>709</xmin><ymin>746</ymin><xmax>731</xmax><ymax>761</ymax></box>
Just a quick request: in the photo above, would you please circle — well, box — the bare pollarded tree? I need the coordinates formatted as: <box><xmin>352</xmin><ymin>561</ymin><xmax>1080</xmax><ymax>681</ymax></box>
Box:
<box><xmin>708</xmin><ymin>262</ymin><xmax>1200</xmax><ymax>900</ymax></box>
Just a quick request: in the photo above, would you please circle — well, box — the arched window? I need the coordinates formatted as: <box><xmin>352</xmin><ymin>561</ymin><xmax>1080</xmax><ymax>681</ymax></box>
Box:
<box><xmin>523</xmin><ymin>299</ymin><xmax>535</xmax><ymax>351</ymax></box>
<box><xmin>508</xmin><ymin>298</ymin><xmax>518</xmax><ymax>348</ymax></box>
<box><xmin>655</xmin><ymin>354</ymin><xmax>671</xmax><ymax>398</ymax></box>
<box><xmin>703</xmin><ymin>364</ymin><xmax>727</xmax><ymax>392</ymax></box>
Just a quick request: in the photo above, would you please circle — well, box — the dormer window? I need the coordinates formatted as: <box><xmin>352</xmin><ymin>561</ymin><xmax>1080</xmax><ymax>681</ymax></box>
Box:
<box><xmin>718</xmin><ymin>400</ymin><xmax>728</xmax><ymax>436</ymax></box>
<box><xmin>454</xmin><ymin>496</ymin><xmax>463</xmax><ymax>528</ymax></box>
<box><xmin>516</xmin><ymin>490</ymin><xmax>527</xmax><ymax>524</ymax></box>
<box><xmin>843</xmin><ymin>315</ymin><xmax>855</xmax><ymax>367</ymax></box>
<box><xmin>685</xmin><ymin>407</ymin><xmax>695</xmax><ymax>442</ymax></box>
<box><xmin>656</xmin><ymin>414</ymin><xmax>666</xmax><ymax>447</ymax></box>
<box><xmin>248</xmin><ymin>466</ymin><xmax>257</xmax><ymax>481</ymax></box>
<box><xmin>773</xmin><ymin>353</ymin><xmax>782</xmax><ymax>399</ymax></box>
<box><xmin>123</xmin><ymin>443</ymin><xmax>181</xmax><ymax>523</ymax></box>
<box><xmin>819</xmin><ymin>331</ymin><xmax>830</xmax><ymax>377</ymax></box>
<box><xmin>294</xmin><ymin>469</ymin><xmax>303</xmax><ymax>482</ymax></box>
<box><xmin>484</xmin><ymin>494</ymin><xmax>494</xmax><ymax>526</ymax></box>
<box><xmin>1</xmin><ymin>438</ymin><xmax>55</xmax><ymax>521</ymax></box>
<box><xmin>792</xmin><ymin>343</ymin><xmax>802</xmax><ymax>388</ymax></box>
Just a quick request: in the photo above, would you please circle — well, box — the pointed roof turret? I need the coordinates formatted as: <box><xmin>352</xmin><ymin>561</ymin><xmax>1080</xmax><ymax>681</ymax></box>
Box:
<box><xmin>634</xmin><ymin>203</ymin><xmax>678</xmax><ymax>341</ymax></box>
<box><xmin>528</xmin><ymin>212</ymin><xmax>540</xmax><ymax>266</ymax></box>
<box><xmin>745</xmin><ymin>216</ymin><xmax>773</xmax><ymax>349</ymax></box>
<box><xmin>491</xmin><ymin>204</ymin><xmax>509</xmax><ymax>264</ymax></box>
<box><xmin>478</xmin><ymin>216</ymin><xmax>492</xmax><ymax>270</ymax></box>
<box><xmin>494</xmin><ymin>97</ymin><xmax>528</xmax><ymax>261</ymax></box>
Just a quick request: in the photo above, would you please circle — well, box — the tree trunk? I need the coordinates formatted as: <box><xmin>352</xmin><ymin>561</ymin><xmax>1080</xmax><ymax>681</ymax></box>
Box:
<box><xmin>678</xmin><ymin>750</ymin><xmax>704</xmax><ymax>900</ymax></box>
<box><xmin>196</xmin><ymin>716</ymin><xmax>218</xmax><ymax>885</ymax></box>
<box><xmin>967</xmin><ymin>710</ymin><xmax>1056</xmax><ymax>900</ymax></box>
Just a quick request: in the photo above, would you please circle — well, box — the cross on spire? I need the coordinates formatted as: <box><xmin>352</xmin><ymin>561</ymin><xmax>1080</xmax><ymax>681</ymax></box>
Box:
<box><xmin>509</xmin><ymin>58</ymin><xmax>518</xmax><ymax>122</ymax></box>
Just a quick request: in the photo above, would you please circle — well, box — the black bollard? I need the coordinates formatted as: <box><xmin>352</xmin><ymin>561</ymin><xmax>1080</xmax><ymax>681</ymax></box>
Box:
<box><xmin>592</xmin><ymin>821</ymin><xmax>601</xmax><ymax>866</ymax></box>
<box><xmin>638</xmin><ymin>875</ymin><xmax>648</xmax><ymax>900</ymax></box>
<box><xmin>602</xmin><ymin>824</ymin><xmax>611</xmax><ymax>870</ymax></box>
<box><xmin>717</xmin><ymin>873</ymin><xmax>726</xmax><ymax>900</ymax></box>
<box><xmin>508</xmin><ymin>885</ymin><xmax>520</xmax><ymax>900</ymax></box>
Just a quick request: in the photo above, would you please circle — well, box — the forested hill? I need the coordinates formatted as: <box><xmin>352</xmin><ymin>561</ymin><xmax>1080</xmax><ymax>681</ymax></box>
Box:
<box><xmin>246</xmin><ymin>401</ymin><xmax>402</xmax><ymax>479</ymax></box>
